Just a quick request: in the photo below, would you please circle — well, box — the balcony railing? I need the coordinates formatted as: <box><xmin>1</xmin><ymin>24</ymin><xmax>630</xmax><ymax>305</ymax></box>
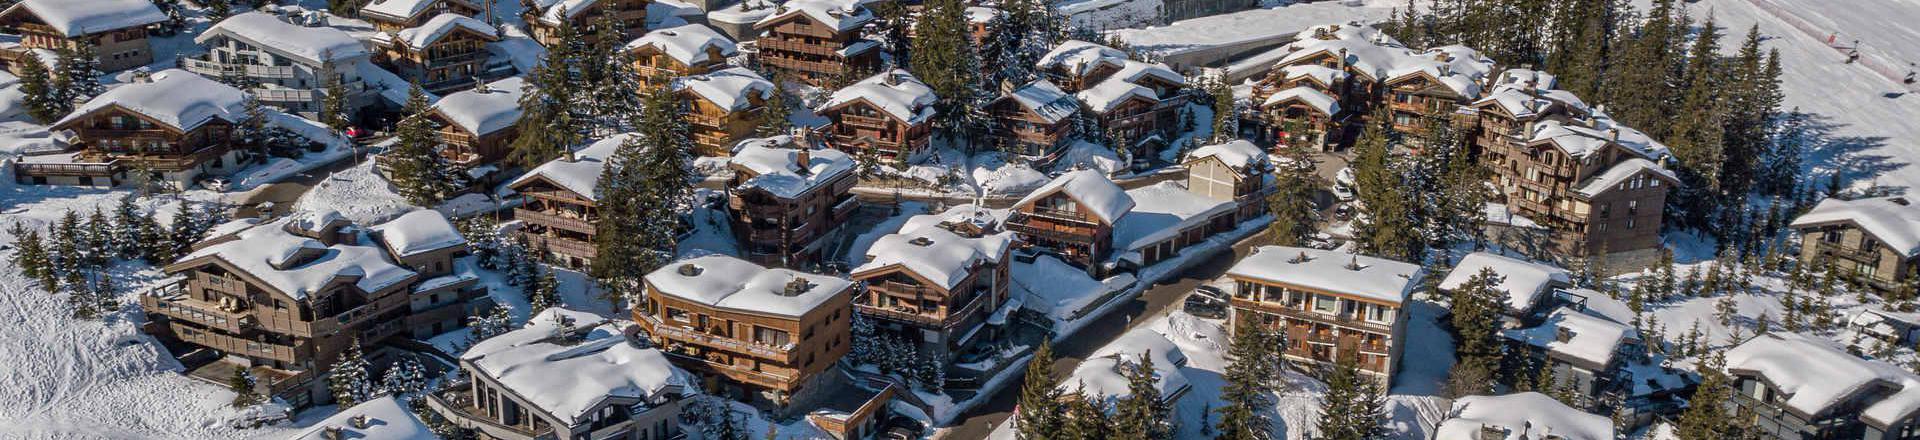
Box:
<box><xmin>525</xmin><ymin>234</ymin><xmax>597</xmax><ymax>259</ymax></box>
<box><xmin>425</xmin><ymin>384</ymin><xmax>548</xmax><ymax>440</ymax></box>
<box><xmin>637</xmin><ymin>313</ymin><xmax>794</xmax><ymax>362</ymax></box>
<box><xmin>515</xmin><ymin>208</ymin><xmax>597</xmax><ymax>235</ymax></box>
<box><xmin>1232</xmin><ymin>297</ymin><xmax>1396</xmax><ymax>334</ymax></box>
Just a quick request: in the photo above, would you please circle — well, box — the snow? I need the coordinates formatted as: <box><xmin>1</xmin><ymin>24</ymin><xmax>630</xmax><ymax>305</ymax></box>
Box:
<box><xmin>1280</xmin><ymin>64</ymin><xmax>1348</xmax><ymax>88</ymax></box>
<box><xmin>293</xmin><ymin>159</ymin><xmax>416</xmax><ymax>225</ymax></box>
<box><xmin>1434</xmin><ymin>392</ymin><xmax>1612</xmax><ymax>440</ymax></box>
<box><xmin>625</xmin><ymin>23</ymin><xmax>737</xmax><ymax>67</ymax></box>
<box><xmin>1261</xmin><ymin>86</ymin><xmax>1341</xmax><ymax>116</ymax></box>
<box><xmin>1009</xmin><ymin>253</ymin><xmax>1122</xmax><ymax>318</ymax></box>
<box><xmin>1013</xmin><ymin>169</ymin><xmax>1135</xmax><ymax>225</ymax></box>
<box><xmin>728</xmin><ymin>135</ymin><xmax>856</xmax><ymax>199</ymax></box>
<box><xmin>527</xmin><ymin>0</ymin><xmax>600</xmax><ymax>25</ymax></box>
<box><xmin>1572</xmin><ymin>158</ymin><xmax>1676</xmax><ymax>198</ymax></box>
<box><xmin>1111</xmin><ymin>181</ymin><xmax>1235</xmax><ymax>257</ymax></box>
<box><xmin>1036</xmin><ymin>40</ymin><xmax>1131</xmax><ymax>79</ymax></box>
<box><xmin>1054</xmin><ymin>139</ymin><xmax>1126</xmax><ymax>175</ymax></box>
<box><xmin>1061</xmin><ymin>327</ymin><xmax>1190</xmax><ymax>408</ymax></box>
<box><xmin>360</xmin><ymin>0</ymin><xmax>450</xmax><ymax>22</ymax></box>
<box><xmin>389</xmin><ymin>13</ymin><xmax>497</xmax><ymax>48</ymax></box>
<box><xmin>1054</xmin><ymin>0</ymin><xmax>1162</xmax><ymax>30</ymax></box>
<box><xmin>1439</xmin><ymin>252</ymin><xmax>1570</xmax><ymax>314</ymax></box>
<box><xmin>1076</xmin><ymin>78</ymin><xmax>1158</xmax><ymax>114</ymax></box>
<box><xmin>506</xmin><ymin>133</ymin><xmax>631</xmax><ymax>201</ymax></box>
<box><xmin>1725</xmin><ymin>332</ymin><xmax>1920</xmax><ymax>422</ymax></box>
<box><xmin>1789</xmin><ymin>195</ymin><xmax>1920</xmax><ymax>257</ymax></box>
<box><xmin>461</xmin><ymin>308</ymin><xmax>694</xmax><ymax>422</ymax></box>
<box><xmin>290</xmin><ymin>395</ymin><xmax>435</xmax><ymax>440</ymax></box>
<box><xmin>1186</xmin><ymin>139</ymin><xmax>1268</xmax><ymax>170</ymax></box>
<box><xmin>1000</xmin><ymin>79</ymin><xmax>1079</xmax><ymax>124</ymax></box>
<box><xmin>371</xmin><ymin>209</ymin><xmax>467</xmax><ymax>258</ymax></box>
<box><xmin>1109</xmin><ymin>3</ymin><xmax>1397</xmax><ymax>60</ymax></box>
<box><xmin>853</xmin><ymin>226</ymin><xmax>1015</xmax><ymax>291</ymax></box>
<box><xmin>4</xmin><ymin>0</ymin><xmax>166</xmax><ymax>37</ymax></box>
<box><xmin>199</xmin><ymin>12</ymin><xmax>370</xmax><ymax>66</ymax></box>
<box><xmin>753</xmin><ymin>0</ymin><xmax>873</xmax><ymax>32</ymax></box>
<box><xmin>433</xmin><ymin>76</ymin><xmax>527</xmax><ymax>136</ymax></box>
<box><xmin>643</xmin><ymin>255</ymin><xmax>850</xmax><ymax>319</ymax></box>
<box><xmin>1482</xmin><ymin>203</ymin><xmax>1541</xmax><ymax>230</ymax></box>
<box><xmin>820</xmin><ymin>69</ymin><xmax>938</xmax><ymax>125</ymax></box>
<box><xmin>678</xmin><ymin>67</ymin><xmax>772</xmax><ymax>112</ymax></box>
<box><xmin>53</xmin><ymin>70</ymin><xmax>247</xmax><ymax>132</ymax></box>
<box><xmin>709</xmin><ymin>0</ymin><xmax>777</xmax><ymax>27</ymax></box>
<box><xmin>180</xmin><ymin>216</ymin><xmax>417</xmax><ymax>299</ymax></box>
<box><xmin>1226</xmin><ymin>246</ymin><xmax>1424</xmax><ymax>305</ymax></box>
<box><xmin>1502</xmin><ymin>309</ymin><xmax>1633</xmax><ymax>370</ymax></box>
<box><xmin>965</xmin><ymin>6</ymin><xmax>1002</xmax><ymax>24</ymax></box>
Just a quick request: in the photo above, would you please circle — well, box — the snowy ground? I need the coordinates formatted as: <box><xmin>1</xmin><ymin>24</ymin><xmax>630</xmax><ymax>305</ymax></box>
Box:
<box><xmin>292</xmin><ymin>160</ymin><xmax>416</xmax><ymax>225</ymax></box>
<box><xmin>1689</xmin><ymin>0</ymin><xmax>1920</xmax><ymax>192</ymax></box>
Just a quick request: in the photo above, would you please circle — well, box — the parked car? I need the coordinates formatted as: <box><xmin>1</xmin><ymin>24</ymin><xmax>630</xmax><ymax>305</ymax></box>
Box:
<box><xmin>1185</xmin><ymin>285</ymin><xmax>1229</xmax><ymax>319</ymax></box>
<box><xmin>198</xmin><ymin>176</ymin><xmax>231</xmax><ymax>192</ymax></box>
<box><xmin>1332</xmin><ymin>167</ymin><xmax>1356</xmax><ymax>201</ymax></box>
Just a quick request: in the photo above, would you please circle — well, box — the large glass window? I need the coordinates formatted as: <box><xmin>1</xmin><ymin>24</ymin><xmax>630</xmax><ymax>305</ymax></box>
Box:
<box><xmin>1313</xmin><ymin>295</ymin><xmax>1338</xmax><ymax>314</ymax></box>
<box><xmin>755</xmin><ymin>326</ymin><xmax>791</xmax><ymax>347</ymax></box>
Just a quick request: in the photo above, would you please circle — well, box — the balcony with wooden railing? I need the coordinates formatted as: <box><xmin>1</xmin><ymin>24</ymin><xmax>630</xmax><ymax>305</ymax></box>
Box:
<box><xmin>1232</xmin><ymin>297</ymin><xmax>1396</xmax><ymax>334</ymax></box>
<box><xmin>514</xmin><ymin>208</ymin><xmax>597</xmax><ymax>235</ymax></box>
<box><xmin>168</xmin><ymin>320</ymin><xmax>305</xmax><ymax>364</ymax></box>
<box><xmin>635</xmin><ymin>312</ymin><xmax>795</xmax><ymax>363</ymax></box>
<box><xmin>525</xmin><ymin>234</ymin><xmax>597</xmax><ymax>259</ymax></box>
<box><xmin>856</xmin><ymin>284</ymin><xmax>990</xmax><ymax>330</ymax></box>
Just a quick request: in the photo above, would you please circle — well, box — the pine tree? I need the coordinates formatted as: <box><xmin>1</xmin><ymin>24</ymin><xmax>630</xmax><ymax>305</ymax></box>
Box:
<box><xmin>229</xmin><ymin>365</ymin><xmax>262</xmax><ymax>407</ymax></box>
<box><xmin>1016</xmin><ymin>342</ymin><xmax>1065</xmax><ymax>440</ymax></box>
<box><xmin>1674</xmin><ymin>352</ymin><xmax>1735</xmax><ymax>439</ymax></box>
<box><xmin>1215</xmin><ymin>318</ymin><xmax>1277</xmax><ymax>440</ymax></box>
<box><xmin>152</xmin><ymin>0</ymin><xmax>187</xmax><ymax>32</ymax></box>
<box><xmin>12</xmin><ymin>225</ymin><xmax>52</xmax><ymax>286</ymax></box>
<box><xmin>83</xmin><ymin>207</ymin><xmax>112</xmax><ymax>268</ymax></box>
<box><xmin>207</xmin><ymin>0</ymin><xmax>233</xmax><ymax>22</ymax></box>
<box><xmin>1603</xmin><ymin>0</ymin><xmax>1686</xmax><ymax>140</ymax></box>
<box><xmin>1060</xmin><ymin>390</ymin><xmax>1113</xmax><ymax>440</ymax></box>
<box><xmin>1446</xmin><ymin>267</ymin><xmax>1507</xmax><ymax>397</ymax></box>
<box><xmin>52</xmin><ymin>210</ymin><xmax>81</xmax><ymax>274</ymax></box>
<box><xmin>756</xmin><ymin>78</ymin><xmax>793</xmax><ymax>137</ymax></box>
<box><xmin>1113</xmin><ymin>352</ymin><xmax>1170</xmax><ymax>440</ymax></box>
<box><xmin>58</xmin><ymin>43</ymin><xmax>104</xmax><ymax>104</ymax></box>
<box><xmin>168</xmin><ymin>202</ymin><xmax>199</xmax><ymax>256</ymax></box>
<box><xmin>19</xmin><ymin>55</ymin><xmax>64</xmax><ymax>123</ymax></box>
<box><xmin>1265</xmin><ymin>144</ymin><xmax>1319</xmax><ymax>247</ymax></box>
<box><xmin>467</xmin><ymin>304</ymin><xmax>516</xmax><ymax>342</ymax></box>
<box><xmin>381</xmin><ymin>356</ymin><xmax>429</xmax><ymax>398</ymax></box>
<box><xmin>1207</xmin><ymin>71</ymin><xmax>1237</xmax><ymax>143</ymax></box>
<box><xmin>528</xmin><ymin>268</ymin><xmax>558</xmax><ymax>314</ymax></box>
<box><xmin>1315</xmin><ymin>350</ymin><xmax>1386</xmax><ymax>440</ymax></box>
<box><xmin>320</xmin><ymin>58</ymin><xmax>351</xmax><ymax>134</ymax></box>
<box><xmin>1667</xmin><ymin>15</ymin><xmax>1728</xmax><ymax>230</ymax></box>
<box><xmin>1761</xmin><ymin>108</ymin><xmax>1808</xmax><ymax>197</ymax></box>
<box><xmin>1352</xmin><ymin>106</ymin><xmax>1421</xmax><ymax>261</ymax></box>
<box><xmin>329</xmin><ymin>339</ymin><xmax>373</xmax><ymax>407</ymax></box>
<box><xmin>388</xmin><ymin>84</ymin><xmax>457</xmax><ymax>205</ymax></box>
<box><xmin>910</xmin><ymin>0</ymin><xmax>982</xmax><ymax>135</ymax></box>
<box><xmin>512</xmin><ymin>21</ymin><xmax>587</xmax><ymax>167</ymax></box>
<box><xmin>110</xmin><ymin>194</ymin><xmax>143</xmax><ymax>259</ymax></box>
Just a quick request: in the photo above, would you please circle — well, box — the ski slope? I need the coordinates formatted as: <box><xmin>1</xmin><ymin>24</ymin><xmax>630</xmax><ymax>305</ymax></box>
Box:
<box><xmin>1692</xmin><ymin>0</ymin><xmax>1920</xmax><ymax>192</ymax></box>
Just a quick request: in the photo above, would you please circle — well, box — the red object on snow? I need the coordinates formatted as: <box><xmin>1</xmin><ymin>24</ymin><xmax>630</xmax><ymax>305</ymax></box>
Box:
<box><xmin>346</xmin><ymin>127</ymin><xmax>365</xmax><ymax>138</ymax></box>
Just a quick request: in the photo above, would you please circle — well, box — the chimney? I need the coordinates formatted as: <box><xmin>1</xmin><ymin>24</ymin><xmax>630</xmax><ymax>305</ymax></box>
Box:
<box><xmin>474</xmin><ymin>78</ymin><xmax>491</xmax><ymax>94</ymax></box>
<box><xmin>350</xmin><ymin>415</ymin><xmax>369</xmax><ymax>429</ymax></box>
<box><xmin>794</xmin><ymin>146</ymin><xmax>811</xmax><ymax>169</ymax></box>
<box><xmin>323</xmin><ymin>427</ymin><xmax>344</xmax><ymax>440</ymax></box>
<box><xmin>883</xmin><ymin>72</ymin><xmax>902</xmax><ymax>87</ymax></box>
<box><xmin>1609</xmin><ymin>128</ymin><xmax>1620</xmax><ymax>142</ymax></box>
<box><xmin>1439</xmin><ymin>64</ymin><xmax>1452</xmax><ymax>76</ymax></box>
<box><xmin>1000</xmin><ymin>79</ymin><xmax>1017</xmax><ymax>96</ymax></box>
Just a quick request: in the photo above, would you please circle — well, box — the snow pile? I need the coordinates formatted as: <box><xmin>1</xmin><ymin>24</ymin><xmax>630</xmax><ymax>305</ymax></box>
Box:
<box><xmin>729</xmin><ymin>135</ymin><xmax>855</xmax><ymax>199</ymax></box>
<box><xmin>625</xmin><ymin>23</ymin><xmax>737</xmax><ymax>67</ymax></box>
<box><xmin>507</xmin><ymin>133</ymin><xmax>633</xmax><ymax>201</ymax></box>
<box><xmin>1109</xmin><ymin>3</ymin><xmax>1396</xmax><ymax>58</ymax></box>
<box><xmin>1111</xmin><ymin>181</ymin><xmax>1235</xmax><ymax>257</ymax></box>
<box><xmin>53</xmin><ymin>70</ymin><xmax>246</xmax><ymax>132</ymax></box>
<box><xmin>1226</xmin><ymin>246</ymin><xmax>1424</xmax><ymax>304</ymax></box>
<box><xmin>180</xmin><ymin>215</ymin><xmax>417</xmax><ymax>299</ymax></box>
<box><xmin>709</xmin><ymin>0</ymin><xmax>778</xmax><ymax>27</ymax></box>
<box><xmin>1725</xmin><ymin>332</ymin><xmax>1920</xmax><ymax>423</ymax></box>
<box><xmin>1037</xmin><ymin>40</ymin><xmax>1132</xmax><ymax>79</ymax></box>
<box><xmin>1014</xmin><ymin>169</ymin><xmax>1135</xmax><ymax>225</ymax></box>
<box><xmin>1439</xmin><ymin>252</ymin><xmax>1570</xmax><ymax>314</ymax></box>
<box><xmin>853</xmin><ymin>226</ymin><xmax>1015</xmax><ymax>291</ymax></box>
<box><xmin>644</xmin><ymin>255</ymin><xmax>850</xmax><ymax>319</ymax></box>
<box><xmin>389</xmin><ymin>13</ymin><xmax>497</xmax><ymax>48</ymax></box>
<box><xmin>1009</xmin><ymin>254</ymin><xmax>1118</xmax><ymax>318</ymax></box>
<box><xmin>678</xmin><ymin>67</ymin><xmax>773</xmax><ymax>112</ymax></box>
<box><xmin>1054</xmin><ymin>140</ymin><xmax>1125</xmax><ymax>175</ymax></box>
<box><xmin>7</xmin><ymin>0</ymin><xmax>166</xmax><ymax>37</ymax></box>
<box><xmin>199</xmin><ymin>12</ymin><xmax>370</xmax><ymax>65</ymax></box>
<box><xmin>462</xmin><ymin>308</ymin><xmax>695</xmax><ymax>422</ymax></box>
<box><xmin>1054</xmin><ymin>0</ymin><xmax>1163</xmax><ymax>30</ymax></box>
<box><xmin>433</xmin><ymin>76</ymin><xmax>528</xmax><ymax>136</ymax></box>
<box><xmin>292</xmin><ymin>159</ymin><xmax>416</xmax><ymax>224</ymax></box>
<box><xmin>1790</xmin><ymin>195</ymin><xmax>1920</xmax><ymax>257</ymax></box>
<box><xmin>1062</xmin><ymin>327</ymin><xmax>1191</xmax><ymax>408</ymax></box>
<box><xmin>290</xmin><ymin>395</ymin><xmax>436</xmax><ymax>440</ymax></box>
<box><xmin>1433</xmin><ymin>392</ymin><xmax>1612</xmax><ymax>440</ymax></box>
<box><xmin>371</xmin><ymin>209</ymin><xmax>468</xmax><ymax>258</ymax></box>
<box><xmin>820</xmin><ymin>69</ymin><xmax>938</xmax><ymax>125</ymax></box>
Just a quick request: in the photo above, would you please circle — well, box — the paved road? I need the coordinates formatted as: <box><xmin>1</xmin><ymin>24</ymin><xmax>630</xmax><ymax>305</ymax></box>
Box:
<box><xmin>940</xmin><ymin>231</ymin><xmax>1274</xmax><ymax>439</ymax></box>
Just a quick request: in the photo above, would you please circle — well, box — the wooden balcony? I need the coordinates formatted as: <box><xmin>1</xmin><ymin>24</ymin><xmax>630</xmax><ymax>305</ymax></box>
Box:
<box><xmin>636</xmin><ymin>313</ymin><xmax>794</xmax><ymax>363</ymax></box>
<box><xmin>1005</xmin><ymin>212</ymin><xmax>1099</xmax><ymax>242</ymax></box>
<box><xmin>167</xmin><ymin>321</ymin><xmax>305</xmax><ymax>364</ymax></box>
<box><xmin>856</xmin><ymin>286</ymin><xmax>990</xmax><ymax>330</ymax></box>
<box><xmin>1231</xmin><ymin>297</ymin><xmax>1396</xmax><ymax>334</ymax></box>
<box><xmin>525</xmin><ymin>234</ymin><xmax>596</xmax><ymax>259</ymax></box>
<box><xmin>514</xmin><ymin>208</ymin><xmax>597</xmax><ymax>235</ymax></box>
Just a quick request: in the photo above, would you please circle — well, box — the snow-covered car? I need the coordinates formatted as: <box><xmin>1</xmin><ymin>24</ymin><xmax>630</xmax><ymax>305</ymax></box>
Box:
<box><xmin>1184</xmin><ymin>285</ymin><xmax>1229</xmax><ymax>319</ymax></box>
<box><xmin>1333</xmin><ymin>167</ymin><xmax>1356</xmax><ymax>201</ymax></box>
<box><xmin>199</xmin><ymin>176</ymin><xmax>231</xmax><ymax>192</ymax></box>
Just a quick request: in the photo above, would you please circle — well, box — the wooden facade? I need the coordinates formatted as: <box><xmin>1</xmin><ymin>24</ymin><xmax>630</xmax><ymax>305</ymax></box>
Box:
<box><xmin>0</xmin><ymin>2</ymin><xmax>161</xmax><ymax>73</ymax></box>
<box><xmin>510</xmin><ymin>175</ymin><xmax>601</xmax><ymax>269</ymax></box>
<box><xmin>1791</xmin><ymin>197</ymin><xmax>1920</xmax><ymax>292</ymax></box>
<box><xmin>849</xmin><ymin>234</ymin><xmax>1013</xmax><ymax>363</ymax></box>
<box><xmin>986</xmin><ymin>80</ymin><xmax>1078</xmax><ymax>158</ymax></box>
<box><xmin>727</xmin><ymin>149</ymin><xmax>859</xmax><ymax>268</ymax></box>
<box><xmin>39</xmin><ymin>104</ymin><xmax>242</xmax><ymax>186</ymax></box>
<box><xmin>1005</xmin><ymin>187</ymin><xmax>1119</xmax><ymax>271</ymax></box>
<box><xmin>753</xmin><ymin>7</ymin><xmax>881</xmax><ymax>87</ymax></box>
<box><xmin>634</xmin><ymin>263</ymin><xmax>853</xmax><ymax>407</ymax></box>
<box><xmin>818</xmin><ymin>99</ymin><xmax>931</xmax><ymax>162</ymax></box>
<box><xmin>360</xmin><ymin>0</ymin><xmax>484</xmax><ymax>32</ymax></box>
<box><xmin>1225</xmin><ymin>250</ymin><xmax>1417</xmax><ymax>387</ymax></box>
<box><xmin>521</xmin><ymin>0</ymin><xmax>648</xmax><ymax>48</ymax></box>
<box><xmin>374</xmin><ymin>16</ymin><xmax>499</xmax><ymax>94</ymax></box>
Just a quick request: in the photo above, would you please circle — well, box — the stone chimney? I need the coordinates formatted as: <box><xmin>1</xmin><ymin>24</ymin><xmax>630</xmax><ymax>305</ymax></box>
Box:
<box><xmin>350</xmin><ymin>415</ymin><xmax>369</xmax><ymax>429</ymax></box>
<box><xmin>1336</xmin><ymin>48</ymin><xmax>1349</xmax><ymax>71</ymax></box>
<box><xmin>883</xmin><ymin>72</ymin><xmax>902</xmax><ymax>87</ymax></box>
<box><xmin>794</xmin><ymin>145</ymin><xmax>811</xmax><ymax>169</ymax></box>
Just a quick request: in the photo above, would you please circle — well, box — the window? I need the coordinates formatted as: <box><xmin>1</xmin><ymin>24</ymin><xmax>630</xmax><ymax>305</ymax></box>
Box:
<box><xmin>666</xmin><ymin>307</ymin><xmax>690</xmax><ymax>322</ymax></box>
<box><xmin>1313</xmin><ymin>295</ymin><xmax>1338</xmax><ymax>314</ymax></box>
<box><xmin>754</xmin><ymin>327</ymin><xmax>790</xmax><ymax>347</ymax></box>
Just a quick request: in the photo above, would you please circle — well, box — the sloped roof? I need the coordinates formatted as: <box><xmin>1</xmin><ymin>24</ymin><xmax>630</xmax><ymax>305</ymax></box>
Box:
<box><xmin>677</xmin><ymin>67</ymin><xmax>772</xmax><ymax>112</ymax></box>
<box><xmin>624</xmin><ymin>23</ymin><xmax>737</xmax><ymax>66</ymax></box>
<box><xmin>1792</xmin><ymin>195</ymin><xmax>1920</xmax><ymax>257</ymax></box>
<box><xmin>432</xmin><ymin>76</ymin><xmax>527</xmax><ymax>136</ymax></box>
<box><xmin>1227</xmin><ymin>246</ymin><xmax>1423</xmax><ymax>304</ymax></box>
<box><xmin>1435</xmin><ymin>392</ymin><xmax>1612</xmax><ymax>440</ymax></box>
<box><xmin>462</xmin><ymin>308</ymin><xmax>694</xmax><ymax>422</ymax></box>
<box><xmin>1726</xmin><ymin>332</ymin><xmax>1920</xmax><ymax>425</ymax></box>
<box><xmin>506</xmin><ymin>133</ymin><xmax>631</xmax><ymax>201</ymax></box>
<box><xmin>1439</xmin><ymin>252</ymin><xmax>1571</xmax><ymax>314</ymax></box>
<box><xmin>1573</xmin><ymin>158</ymin><xmax>1676</xmax><ymax>198</ymax></box>
<box><xmin>372</xmin><ymin>209</ymin><xmax>467</xmax><ymax>258</ymax></box>
<box><xmin>1015</xmin><ymin>169</ymin><xmax>1135</xmax><ymax>224</ymax></box>
<box><xmin>728</xmin><ymin>135</ymin><xmax>855</xmax><ymax>199</ymax></box>
<box><xmin>820</xmin><ymin>69</ymin><xmax>938</xmax><ymax>124</ymax></box>
<box><xmin>1261</xmin><ymin>86</ymin><xmax>1340</xmax><ymax>116</ymax></box>
<box><xmin>998</xmin><ymin>79</ymin><xmax>1079</xmax><ymax>124</ymax></box>
<box><xmin>1185</xmin><ymin>139</ymin><xmax>1268</xmax><ymax>171</ymax></box>
<box><xmin>199</xmin><ymin>12</ymin><xmax>370</xmax><ymax>66</ymax></box>
<box><xmin>644</xmin><ymin>255</ymin><xmax>851</xmax><ymax>318</ymax></box>
<box><xmin>854</xmin><ymin>227</ymin><xmax>1015</xmax><ymax>291</ymax></box>
<box><xmin>753</xmin><ymin>0</ymin><xmax>873</xmax><ymax>32</ymax></box>
<box><xmin>177</xmin><ymin>216</ymin><xmax>416</xmax><ymax>300</ymax></box>
<box><xmin>4</xmin><ymin>0</ymin><xmax>165</xmax><ymax>37</ymax></box>
<box><xmin>53</xmin><ymin>70</ymin><xmax>247</xmax><ymax>132</ymax></box>
<box><xmin>387</xmin><ymin>13</ymin><xmax>497</xmax><ymax>49</ymax></box>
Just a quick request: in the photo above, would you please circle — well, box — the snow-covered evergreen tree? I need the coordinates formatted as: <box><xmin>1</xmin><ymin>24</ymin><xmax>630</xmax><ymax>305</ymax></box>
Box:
<box><xmin>380</xmin><ymin>357</ymin><xmax>429</xmax><ymax>398</ymax></box>
<box><xmin>10</xmin><ymin>224</ymin><xmax>53</xmax><ymax>287</ymax></box>
<box><xmin>83</xmin><ymin>207</ymin><xmax>112</xmax><ymax>268</ymax></box>
<box><xmin>388</xmin><ymin>84</ymin><xmax>458</xmax><ymax>205</ymax></box>
<box><xmin>467</xmin><ymin>304</ymin><xmax>515</xmax><ymax>342</ymax></box>
<box><xmin>110</xmin><ymin>194</ymin><xmax>145</xmax><ymax>260</ymax></box>
<box><xmin>58</xmin><ymin>43</ymin><xmax>104</xmax><ymax>104</ymax></box>
<box><xmin>329</xmin><ymin>339</ymin><xmax>374</xmax><ymax>407</ymax></box>
<box><xmin>19</xmin><ymin>55</ymin><xmax>63</xmax><ymax>123</ymax></box>
<box><xmin>229</xmin><ymin>365</ymin><xmax>262</xmax><ymax>407</ymax></box>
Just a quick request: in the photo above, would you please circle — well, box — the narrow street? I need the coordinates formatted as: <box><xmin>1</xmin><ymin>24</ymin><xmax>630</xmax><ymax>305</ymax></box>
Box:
<box><xmin>941</xmin><ymin>231</ymin><xmax>1274</xmax><ymax>439</ymax></box>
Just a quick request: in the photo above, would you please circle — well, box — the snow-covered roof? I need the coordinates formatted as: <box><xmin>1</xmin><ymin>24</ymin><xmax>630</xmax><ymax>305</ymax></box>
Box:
<box><xmin>1502</xmin><ymin>308</ymin><xmax>1634</xmax><ymax>370</ymax></box>
<box><xmin>1491</xmin><ymin>68</ymin><xmax>1559</xmax><ymax>91</ymax></box>
<box><xmin>1726</xmin><ymin>332</ymin><xmax>1920</xmax><ymax>426</ymax></box>
<box><xmin>1434</xmin><ymin>392</ymin><xmax>1612</xmax><ymax>440</ymax></box>
<box><xmin>998</xmin><ymin>79</ymin><xmax>1079</xmax><ymax>124</ymax></box>
<box><xmin>709</xmin><ymin>0</ymin><xmax>778</xmax><ymax>26</ymax></box>
<box><xmin>854</xmin><ymin>227</ymin><xmax>1015</xmax><ymax>291</ymax></box>
<box><xmin>177</xmin><ymin>216</ymin><xmax>416</xmax><ymax>300</ymax></box>
<box><xmin>3</xmin><ymin>0</ymin><xmax>166</xmax><ymax>37</ymax></box>
<box><xmin>1037</xmin><ymin>40</ymin><xmax>1130</xmax><ymax>78</ymax></box>
<box><xmin>728</xmin><ymin>136</ymin><xmax>855</xmax><ymax>199</ymax></box>
<box><xmin>385</xmin><ymin>13</ymin><xmax>497</xmax><ymax>49</ymax></box>
<box><xmin>624</xmin><ymin>24</ymin><xmax>737</xmax><ymax>67</ymax></box>
<box><xmin>506</xmin><ymin>133</ymin><xmax>631</xmax><ymax>201</ymax></box>
<box><xmin>361</xmin><ymin>0</ymin><xmax>451</xmax><ymax>22</ymax></box>
<box><xmin>677</xmin><ymin>67</ymin><xmax>772</xmax><ymax>112</ymax></box>
<box><xmin>1015</xmin><ymin>169</ymin><xmax>1135</xmax><ymax>225</ymax></box>
<box><xmin>290</xmin><ymin>395</ymin><xmax>436</xmax><ymax>440</ymax></box>
<box><xmin>753</xmin><ymin>0</ymin><xmax>873</xmax><ymax>32</ymax></box>
<box><xmin>372</xmin><ymin>210</ymin><xmax>467</xmax><ymax>258</ymax></box>
<box><xmin>527</xmin><ymin>0</ymin><xmax>602</xmax><ymax>25</ymax></box>
<box><xmin>1573</xmin><ymin>158</ymin><xmax>1676</xmax><ymax>198</ymax></box>
<box><xmin>53</xmin><ymin>70</ymin><xmax>247</xmax><ymax>132</ymax></box>
<box><xmin>1227</xmin><ymin>246</ymin><xmax>1423</xmax><ymax>304</ymax></box>
<box><xmin>199</xmin><ymin>12</ymin><xmax>370</xmax><ymax>66</ymax></box>
<box><xmin>820</xmin><ymin>69</ymin><xmax>938</xmax><ymax>124</ymax></box>
<box><xmin>1473</xmin><ymin>84</ymin><xmax>1588</xmax><ymax>120</ymax></box>
<box><xmin>897</xmin><ymin>204</ymin><xmax>1005</xmax><ymax>237</ymax></box>
<box><xmin>1439</xmin><ymin>252</ymin><xmax>1570</xmax><ymax>314</ymax></box>
<box><xmin>1260</xmin><ymin>86</ymin><xmax>1340</xmax><ymax>116</ymax></box>
<box><xmin>1185</xmin><ymin>139</ymin><xmax>1268</xmax><ymax>171</ymax></box>
<box><xmin>1792</xmin><ymin>196</ymin><xmax>1920</xmax><ymax>258</ymax></box>
<box><xmin>1113</xmin><ymin>181</ymin><xmax>1234</xmax><ymax>255</ymax></box>
<box><xmin>964</xmin><ymin>6</ymin><xmax>1002</xmax><ymax>24</ymax></box>
<box><xmin>1063</xmin><ymin>327</ymin><xmax>1189</xmax><ymax>407</ymax></box>
<box><xmin>462</xmin><ymin>308</ymin><xmax>693</xmax><ymax>423</ymax></box>
<box><xmin>432</xmin><ymin>76</ymin><xmax>527</xmax><ymax>136</ymax></box>
<box><xmin>1275</xmin><ymin>25</ymin><xmax>1491</xmax><ymax>98</ymax></box>
<box><xmin>644</xmin><ymin>255</ymin><xmax>851</xmax><ymax>319</ymax></box>
<box><xmin>1076</xmin><ymin>78</ymin><xmax>1157</xmax><ymax>114</ymax></box>
<box><xmin>1280</xmin><ymin>64</ymin><xmax>1346</xmax><ymax>87</ymax></box>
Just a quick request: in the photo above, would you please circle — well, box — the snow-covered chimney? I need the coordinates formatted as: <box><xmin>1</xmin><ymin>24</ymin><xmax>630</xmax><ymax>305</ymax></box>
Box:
<box><xmin>794</xmin><ymin>145</ymin><xmax>811</xmax><ymax>170</ymax></box>
<box><xmin>350</xmin><ymin>415</ymin><xmax>369</xmax><ymax>429</ymax></box>
<box><xmin>883</xmin><ymin>72</ymin><xmax>902</xmax><ymax>87</ymax></box>
<box><xmin>1608</xmin><ymin>128</ymin><xmax>1620</xmax><ymax>142</ymax></box>
<box><xmin>322</xmin><ymin>427</ymin><xmax>344</xmax><ymax>440</ymax></box>
<box><xmin>1336</xmin><ymin>49</ymin><xmax>1348</xmax><ymax>71</ymax></box>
